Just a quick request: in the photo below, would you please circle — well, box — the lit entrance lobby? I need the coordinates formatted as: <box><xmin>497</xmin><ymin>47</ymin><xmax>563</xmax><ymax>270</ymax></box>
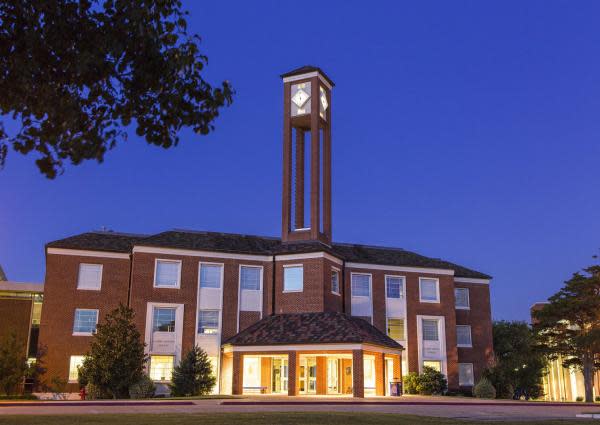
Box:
<box><xmin>222</xmin><ymin>312</ymin><xmax>403</xmax><ymax>397</ymax></box>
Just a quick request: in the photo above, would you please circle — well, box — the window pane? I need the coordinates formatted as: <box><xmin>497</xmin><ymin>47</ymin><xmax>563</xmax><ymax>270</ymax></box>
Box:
<box><xmin>456</xmin><ymin>325</ymin><xmax>472</xmax><ymax>346</ymax></box>
<box><xmin>240</xmin><ymin>266</ymin><xmax>261</xmax><ymax>290</ymax></box>
<box><xmin>200</xmin><ymin>264</ymin><xmax>222</xmax><ymax>288</ymax></box>
<box><xmin>387</xmin><ymin>318</ymin><xmax>405</xmax><ymax>340</ymax></box>
<box><xmin>331</xmin><ymin>271</ymin><xmax>339</xmax><ymax>294</ymax></box>
<box><xmin>284</xmin><ymin>266</ymin><xmax>303</xmax><ymax>292</ymax></box>
<box><xmin>455</xmin><ymin>288</ymin><xmax>469</xmax><ymax>308</ymax></box>
<box><xmin>459</xmin><ymin>363</ymin><xmax>474</xmax><ymax>386</ymax></box>
<box><xmin>386</xmin><ymin>277</ymin><xmax>403</xmax><ymax>298</ymax></box>
<box><xmin>149</xmin><ymin>355</ymin><xmax>174</xmax><ymax>381</ymax></box>
<box><xmin>153</xmin><ymin>307</ymin><xmax>176</xmax><ymax>332</ymax></box>
<box><xmin>198</xmin><ymin>310</ymin><xmax>219</xmax><ymax>334</ymax></box>
<box><xmin>77</xmin><ymin>264</ymin><xmax>102</xmax><ymax>290</ymax></box>
<box><xmin>155</xmin><ymin>261</ymin><xmax>180</xmax><ymax>287</ymax></box>
<box><xmin>422</xmin><ymin>319</ymin><xmax>439</xmax><ymax>341</ymax></box>
<box><xmin>73</xmin><ymin>310</ymin><xmax>98</xmax><ymax>334</ymax></box>
<box><xmin>420</xmin><ymin>278</ymin><xmax>438</xmax><ymax>301</ymax></box>
<box><xmin>69</xmin><ymin>355</ymin><xmax>85</xmax><ymax>381</ymax></box>
<box><xmin>423</xmin><ymin>360</ymin><xmax>441</xmax><ymax>372</ymax></box>
<box><xmin>351</xmin><ymin>274</ymin><xmax>370</xmax><ymax>297</ymax></box>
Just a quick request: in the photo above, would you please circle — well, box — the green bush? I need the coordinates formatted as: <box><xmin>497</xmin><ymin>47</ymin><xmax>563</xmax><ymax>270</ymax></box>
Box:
<box><xmin>85</xmin><ymin>383</ymin><xmax>111</xmax><ymax>400</ymax></box>
<box><xmin>576</xmin><ymin>396</ymin><xmax>584</xmax><ymax>402</ymax></box>
<box><xmin>595</xmin><ymin>396</ymin><xmax>600</xmax><ymax>402</ymax></box>
<box><xmin>474</xmin><ymin>377</ymin><xmax>496</xmax><ymax>399</ymax></box>
<box><xmin>416</xmin><ymin>366</ymin><xmax>448</xmax><ymax>395</ymax></box>
<box><xmin>402</xmin><ymin>372</ymin><xmax>419</xmax><ymax>395</ymax></box>
<box><xmin>129</xmin><ymin>374</ymin><xmax>156</xmax><ymax>399</ymax></box>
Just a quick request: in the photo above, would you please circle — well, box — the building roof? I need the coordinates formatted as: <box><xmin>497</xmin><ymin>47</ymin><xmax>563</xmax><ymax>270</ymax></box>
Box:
<box><xmin>0</xmin><ymin>281</ymin><xmax>44</xmax><ymax>293</ymax></box>
<box><xmin>46</xmin><ymin>229</ymin><xmax>490</xmax><ymax>279</ymax></box>
<box><xmin>280</xmin><ymin>65</ymin><xmax>335</xmax><ymax>87</ymax></box>
<box><xmin>223</xmin><ymin>312</ymin><xmax>402</xmax><ymax>349</ymax></box>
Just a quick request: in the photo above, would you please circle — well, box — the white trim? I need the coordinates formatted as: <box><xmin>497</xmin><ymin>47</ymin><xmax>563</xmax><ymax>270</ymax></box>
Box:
<box><xmin>76</xmin><ymin>263</ymin><xmax>103</xmax><ymax>291</ymax></box>
<box><xmin>454</xmin><ymin>277</ymin><xmax>490</xmax><ymax>285</ymax></box>
<box><xmin>416</xmin><ymin>315</ymin><xmax>447</xmax><ymax>376</ymax></box>
<box><xmin>384</xmin><ymin>275</ymin><xmax>405</xmax><ymax>300</ymax></box>
<box><xmin>384</xmin><ymin>275</ymin><xmax>407</xmax><ymax>344</ymax></box>
<box><xmin>153</xmin><ymin>259</ymin><xmax>182</xmax><ymax>289</ymax></box>
<box><xmin>47</xmin><ymin>248</ymin><xmax>130</xmax><ymax>259</ymax></box>
<box><xmin>350</xmin><ymin>273</ymin><xmax>373</xmax><ymax>324</ymax></box>
<box><xmin>283</xmin><ymin>71</ymin><xmax>333</xmax><ymax>90</ymax></box>
<box><xmin>419</xmin><ymin>277</ymin><xmax>440</xmax><ymax>303</ymax></box>
<box><xmin>346</xmin><ymin>262</ymin><xmax>454</xmax><ymax>276</ymax></box>
<box><xmin>275</xmin><ymin>252</ymin><xmax>343</xmax><ymax>265</ymax></box>
<box><xmin>72</xmin><ymin>308</ymin><xmax>99</xmax><ymax>336</ymax></box>
<box><xmin>237</xmin><ymin>264</ymin><xmax>264</xmax><ymax>332</ymax></box>
<box><xmin>282</xmin><ymin>264</ymin><xmax>304</xmax><ymax>293</ymax></box>
<box><xmin>133</xmin><ymin>245</ymin><xmax>272</xmax><ymax>262</ymax></box>
<box><xmin>456</xmin><ymin>325</ymin><xmax>473</xmax><ymax>348</ymax></box>
<box><xmin>331</xmin><ymin>268</ymin><xmax>341</xmax><ymax>296</ymax></box>
<box><xmin>144</xmin><ymin>302</ymin><xmax>185</xmax><ymax>363</ymax></box>
<box><xmin>454</xmin><ymin>287</ymin><xmax>470</xmax><ymax>310</ymax></box>
<box><xmin>198</xmin><ymin>261</ymin><xmax>225</xmax><ymax>290</ymax></box>
<box><xmin>223</xmin><ymin>343</ymin><xmax>402</xmax><ymax>354</ymax></box>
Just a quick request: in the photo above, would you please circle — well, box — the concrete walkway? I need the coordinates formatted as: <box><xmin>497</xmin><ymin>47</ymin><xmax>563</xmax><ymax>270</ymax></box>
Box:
<box><xmin>1</xmin><ymin>395</ymin><xmax>599</xmax><ymax>421</ymax></box>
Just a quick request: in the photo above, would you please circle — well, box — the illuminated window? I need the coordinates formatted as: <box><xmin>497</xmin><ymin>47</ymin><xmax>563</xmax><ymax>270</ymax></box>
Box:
<box><xmin>331</xmin><ymin>270</ymin><xmax>340</xmax><ymax>294</ymax></box>
<box><xmin>240</xmin><ymin>266</ymin><xmax>261</xmax><ymax>290</ymax></box>
<box><xmin>351</xmin><ymin>274</ymin><xmax>371</xmax><ymax>297</ymax></box>
<box><xmin>419</xmin><ymin>278</ymin><xmax>439</xmax><ymax>302</ymax></box>
<box><xmin>149</xmin><ymin>355</ymin><xmax>174</xmax><ymax>381</ymax></box>
<box><xmin>422</xmin><ymin>319</ymin><xmax>439</xmax><ymax>341</ymax></box>
<box><xmin>154</xmin><ymin>260</ymin><xmax>181</xmax><ymax>288</ymax></box>
<box><xmin>459</xmin><ymin>363</ymin><xmax>474</xmax><ymax>386</ymax></box>
<box><xmin>198</xmin><ymin>310</ymin><xmax>219</xmax><ymax>334</ymax></box>
<box><xmin>423</xmin><ymin>360</ymin><xmax>441</xmax><ymax>372</ymax></box>
<box><xmin>456</xmin><ymin>325</ymin><xmax>472</xmax><ymax>347</ymax></box>
<box><xmin>283</xmin><ymin>266</ymin><xmax>303</xmax><ymax>292</ymax></box>
<box><xmin>386</xmin><ymin>276</ymin><xmax>404</xmax><ymax>299</ymax></box>
<box><xmin>363</xmin><ymin>355</ymin><xmax>376</xmax><ymax>396</ymax></box>
<box><xmin>455</xmin><ymin>288</ymin><xmax>470</xmax><ymax>309</ymax></box>
<box><xmin>31</xmin><ymin>302</ymin><xmax>42</xmax><ymax>325</ymax></box>
<box><xmin>73</xmin><ymin>309</ymin><xmax>98</xmax><ymax>335</ymax></box>
<box><xmin>77</xmin><ymin>264</ymin><xmax>102</xmax><ymax>290</ymax></box>
<box><xmin>387</xmin><ymin>318</ymin><xmax>405</xmax><ymax>341</ymax></box>
<box><xmin>153</xmin><ymin>307</ymin><xmax>176</xmax><ymax>332</ymax></box>
<box><xmin>69</xmin><ymin>355</ymin><xmax>85</xmax><ymax>382</ymax></box>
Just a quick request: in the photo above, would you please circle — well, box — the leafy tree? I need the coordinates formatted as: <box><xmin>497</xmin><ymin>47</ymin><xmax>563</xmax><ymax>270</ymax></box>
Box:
<box><xmin>402</xmin><ymin>371</ymin><xmax>419</xmax><ymax>395</ymax></box>
<box><xmin>170</xmin><ymin>346</ymin><xmax>215</xmax><ymax>396</ymax></box>
<box><xmin>0</xmin><ymin>0</ymin><xmax>233</xmax><ymax>178</ymax></box>
<box><xmin>533</xmin><ymin>265</ymin><xmax>600</xmax><ymax>403</ymax></box>
<box><xmin>484</xmin><ymin>321</ymin><xmax>545</xmax><ymax>399</ymax></box>
<box><xmin>0</xmin><ymin>332</ymin><xmax>28</xmax><ymax>395</ymax></box>
<box><xmin>79</xmin><ymin>304</ymin><xmax>147</xmax><ymax>399</ymax></box>
<box><xmin>415</xmin><ymin>366</ymin><xmax>447</xmax><ymax>396</ymax></box>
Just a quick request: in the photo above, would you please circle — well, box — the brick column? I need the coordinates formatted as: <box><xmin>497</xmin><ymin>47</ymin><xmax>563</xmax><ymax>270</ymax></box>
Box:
<box><xmin>288</xmin><ymin>351</ymin><xmax>297</xmax><ymax>396</ymax></box>
<box><xmin>232</xmin><ymin>352</ymin><xmax>243</xmax><ymax>395</ymax></box>
<box><xmin>352</xmin><ymin>349</ymin><xmax>364</xmax><ymax>398</ymax></box>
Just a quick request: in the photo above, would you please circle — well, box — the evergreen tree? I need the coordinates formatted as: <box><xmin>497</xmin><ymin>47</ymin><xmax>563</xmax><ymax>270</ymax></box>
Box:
<box><xmin>533</xmin><ymin>264</ymin><xmax>600</xmax><ymax>403</ymax></box>
<box><xmin>79</xmin><ymin>304</ymin><xmax>147</xmax><ymax>399</ymax></box>
<box><xmin>170</xmin><ymin>346</ymin><xmax>215</xmax><ymax>397</ymax></box>
<box><xmin>0</xmin><ymin>332</ymin><xmax>28</xmax><ymax>395</ymax></box>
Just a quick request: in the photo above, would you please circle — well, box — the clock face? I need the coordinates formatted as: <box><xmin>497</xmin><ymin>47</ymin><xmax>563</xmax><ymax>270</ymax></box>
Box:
<box><xmin>292</xmin><ymin>89</ymin><xmax>310</xmax><ymax>108</ymax></box>
<box><xmin>291</xmin><ymin>82</ymin><xmax>311</xmax><ymax>116</ymax></box>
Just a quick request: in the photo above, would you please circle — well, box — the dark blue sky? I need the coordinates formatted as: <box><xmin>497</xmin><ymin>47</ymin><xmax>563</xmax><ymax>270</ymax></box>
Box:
<box><xmin>2</xmin><ymin>1</ymin><xmax>599</xmax><ymax>321</ymax></box>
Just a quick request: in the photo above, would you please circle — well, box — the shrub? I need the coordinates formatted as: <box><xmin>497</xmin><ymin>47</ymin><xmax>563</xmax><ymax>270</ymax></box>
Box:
<box><xmin>595</xmin><ymin>396</ymin><xmax>600</xmax><ymax>402</ymax></box>
<box><xmin>576</xmin><ymin>396</ymin><xmax>584</xmax><ymax>402</ymax></box>
<box><xmin>474</xmin><ymin>377</ymin><xmax>496</xmax><ymax>399</ymax></box>
<box><xmin>416</xmin><ymin>366</ymin><xmax>447</xmax><ymax>395</ymax></box>
<box><xmin>170</xmin><ymin>346</ymin><xmax>216</xmax><ymax>397</ymax></box>
<box><xmin>402</xmin><ymin>372</ymin><xmax>419</xmax><ymax>395</ymax></box>
<box><xmin>85</xmin><ymin>383</ymin><xmax>111</xmax><ymax>400</ymax></box>
<box><xmin>129</xmin><ymin>374</ymin><xmax>156</xmax><ymax>399</ymax></box>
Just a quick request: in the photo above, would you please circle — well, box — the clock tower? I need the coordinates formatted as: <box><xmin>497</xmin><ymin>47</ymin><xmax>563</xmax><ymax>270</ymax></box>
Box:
<box><xmin>281</xmin><ymin>66</ymin><xmax>334</xmax><ymax>245</ymax></box>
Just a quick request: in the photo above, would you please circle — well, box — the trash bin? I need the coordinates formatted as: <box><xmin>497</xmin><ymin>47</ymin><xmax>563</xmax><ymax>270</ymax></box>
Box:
<box><xmin>389</xmin><ymin>380</ymin><xmax>402</xmax><ymax>396</ymax></box>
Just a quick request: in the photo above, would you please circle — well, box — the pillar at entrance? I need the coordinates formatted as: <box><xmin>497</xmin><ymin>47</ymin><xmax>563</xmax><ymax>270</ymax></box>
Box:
<box><xmin>232</xmin><ymin>352</ymin><xmax>243</xmax><ymax>395</ymax></box>
<box><xmin>375</xmin><ymin>352</ymin><xmax>385</xmax><ymax>396</ymax></box>
<box><xmin>352</xmin><ymin>349</ymin><xmax>364</xmax><ymax>398</ymax></box>
<box><xmin>288</xmin><ymin>351</ymin><xmax>297</xmax><ymax>396</ymax></box>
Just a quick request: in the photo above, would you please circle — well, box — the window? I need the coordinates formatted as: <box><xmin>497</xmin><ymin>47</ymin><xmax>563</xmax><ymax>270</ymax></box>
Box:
<box><xmin>73</xmin><ymin>309</ymin><xmax>98</xmax><ymax>335</ymax></box>
<box><xmin>283</xmin><ymin>266</ymin><xmax>303</xmax><ymax>292</ymax></box>
<box><xmin>152</xmin><ymin>307</ymin><xmax>176</xmax><ymax>332</ymax></box>
<box><xmin>198</xmin><ymin>310</ymin><xmax>219</xmax><ymax>334</ymax></box>
<box><xmin>77</xmin><ymin>264</ymin><xmax>102</xmax><ymax>290</ymax></box>
<box><xmin>68</xmin><ymin>355</ymin><xmax>85</xmax><ymax>382</ymax></box>
<box><xmin>387</xmin><ymin>318</ymin><xmax>405</xmax><ymax>340</ymax></box>
<box><xmin>419</xmin><ymin>278</ymin><xmax>439</xmax><ymax>302</ymax></box>
<box><xmin>351</xmin><ymin>274</ymin><xmax>371</xmax><ymax>297</ymax></box>
<box><xmin>459</xmin><ymin>363</ymin><xmax>474</xmax><ymax>386</ymax></box>
<box><xmin>456</xmin><ymin>325</ymin><xmax>472</xmax><ymax>347</ymax></box>
<box><xmin>240</xmin><ymin>266</ymin><xmax>261</xmax><ymax>290</ymax></box>
<box><xmin>149</xmin><ymin>355</ymin><xmax>174</xmax><ymax>381</ymax></box>
<box><xmin>422</xmin><ymin>319</ymin><xmax>439</xmax><ymax>341</ymax></box>
<box><xmin>154</xmin><ymin>260</ymin><xmax>181</xmax><ymax>288</ymax></box>
<box><xmin>423</xmin><ymin>360</ymin><xmax>441</xmax><ymax>372</ymax></box>
<box><xmin>200</xmin><ymin>264</ymin><xmax>222</xmax><ymax>289</ymax></box>
<box><xmin>386</xmin><ymin>276</ymin><xmax>404</xmax><ymax>299</ymax></box>
<box><xmin>455</xmin><ymin>288</ymin><xmax>470</xmax><ymax>309</ymax></box>
<box><xmin>331</xmin><ymin>270</ymin><xmax>340</xmax><ymax>294</ymax></box>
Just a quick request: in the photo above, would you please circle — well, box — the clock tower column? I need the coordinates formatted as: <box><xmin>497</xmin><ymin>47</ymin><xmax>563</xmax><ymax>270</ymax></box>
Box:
<box><xmin>281</xmin><ymin>66</ymin><xmax>334</xmax><ymax>245</ymax></box>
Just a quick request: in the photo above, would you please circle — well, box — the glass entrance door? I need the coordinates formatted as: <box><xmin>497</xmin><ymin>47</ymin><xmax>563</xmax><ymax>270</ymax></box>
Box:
<box><xmin>327</xmin><ymin>358</ymin><xmax>340</xmax><ymax>394</ymax></box>
<box><xmin>271</xmin><ymin>357</ymin><xmax>288</xmax><ymax>394</ymax></box>
<box><xmin>385</xmin><ymin>358</ymin><xmax>394</xmax><ymax>396</ymax></box>
<box><xmin>299</xmin><ymin>357</ymin><xmax>317</xmax><ymax>394</ymax></box>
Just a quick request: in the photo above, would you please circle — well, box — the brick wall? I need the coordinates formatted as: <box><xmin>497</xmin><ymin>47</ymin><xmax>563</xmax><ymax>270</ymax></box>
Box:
<box><xmin>274</xmin><ymin>258</ymin><xmax>325</xmax><ymax>313</ymax></box>
<box><xmin>0</xmin><ymin>298</ymin><xmax>32</xmax><ymax>357</ymax></box>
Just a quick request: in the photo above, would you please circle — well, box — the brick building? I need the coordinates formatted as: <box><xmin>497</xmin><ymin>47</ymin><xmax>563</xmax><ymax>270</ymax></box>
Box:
<box><xmin>39</xmin><ymin>66</ymin><xmax>493</xmax><ymax>397</ymax></box>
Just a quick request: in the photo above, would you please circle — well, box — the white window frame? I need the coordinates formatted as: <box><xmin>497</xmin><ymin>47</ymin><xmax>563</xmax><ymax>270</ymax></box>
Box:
<box><xmin>239</xmin><ymin>265</ymin><xmax>263</xmax><ymax>292</ymax></box>
<box><xmin>459</xmin><ymin>362</ymin><xmax>475</xmax><ymax>386</ymax></box>
<box><xmin>419</xmin><ymin>277</ymin><xmax>440</xmax><ymax>303</ymax></box>
<box><xmin>153</xmin><ymin>259</ymin><xmax>182</xmax><ymax>289</ymax></box>
<box><xmin>72</xmin><ymin>308</ymin><xmax>99</xmax><ymax>336</ymax></box>
<box><xmin>416</xmin><ymin>315</ymin><xmax>447</xmax><ymax>376</ymax></box>
<box><xmin>456</xmin><ymin>325</ymin><xmax>473</xmax><ymax>348</ymax></box>
<box><xmin>385</xmin><ymin>275</ymin><xmax>405</xmax><ymax>299</ymax></box>
<box><xmin>199</xmin><ymin>262</ymin><xmax>224</xmax><ymax>290</ymax></box>
<box><xmin>77</xmin><ymin>263</ymin><xmax>103</xmax><ymax>291</ymax></box>
<box><xmin>331</xmin><ymin>267</ymin><xmax>341</xmax><ymax>296</ymax></box>
<box><xmin>149</xmin><ymin>354</ymin><xmax>175</xmax><ymax>383</ymax></box>
<box><xmin>454</xmin><ymin>287</ymin><xmax>470</xmax><ymax>310</ymax></box>
<box><xmin>350</xmin><ymin>273</ymin><xmax>372</xmax><ymax>298</ymax></box>
<box><xmin>198</xmin><ymin>309</ymin><xmax>220</xmax><ymax>335</ymax></box>
<box><xmin>283</xmin><ymin>264</ymin><xmax>304</xmax><ymax>293</ymax></box>
<box><xmin>386</xmin><ymin>317</ymin><xmax>406</xmax><ymax>341</ymax></box>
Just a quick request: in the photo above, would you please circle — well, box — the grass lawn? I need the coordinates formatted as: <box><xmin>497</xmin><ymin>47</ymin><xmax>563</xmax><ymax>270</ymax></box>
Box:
<box><xmin>0</xmin><ymin>412</ymin><xmax>596</xmax><ymax>425</ymax></box>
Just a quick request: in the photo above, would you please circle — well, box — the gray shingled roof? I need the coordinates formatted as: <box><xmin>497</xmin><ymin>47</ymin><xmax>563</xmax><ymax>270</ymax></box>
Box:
<box><xmin>46</xmin><ymin>230</ymin><xmax>490</xmax><ymax>279</ymax></box>
<box><xmin>223</xmin><ymin>312</ymin><xmax>402</xmax><ymax>349</ymax></box>
<box><xmin>280</xmin><ymin>65</ymin><xmax>335</xmax><ymax>87</ymax></box>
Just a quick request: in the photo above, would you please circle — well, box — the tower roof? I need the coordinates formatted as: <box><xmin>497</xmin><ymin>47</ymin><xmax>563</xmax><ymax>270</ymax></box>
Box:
<box><xmin>280</xmin><ymin>65</ymin><xmax>335</xmax><ymax>87</ymax></box>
